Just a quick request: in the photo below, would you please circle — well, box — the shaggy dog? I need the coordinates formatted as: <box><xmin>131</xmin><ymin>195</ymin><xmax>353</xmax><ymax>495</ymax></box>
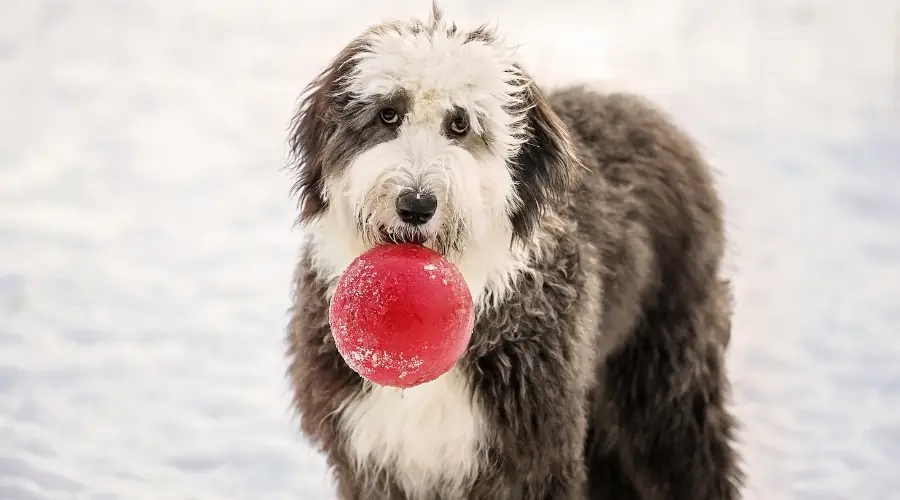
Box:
<box><xmin>286</xmin><ymin>5</ymin><xmax>743</xmax><ymax>499</ymax></box>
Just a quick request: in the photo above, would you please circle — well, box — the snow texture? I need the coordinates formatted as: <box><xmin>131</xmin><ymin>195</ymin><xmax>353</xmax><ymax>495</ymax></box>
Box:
<box><xmin>1</xmin><ymin>0</ymin><xmax>898</xmax><ymax>499</ymax></box>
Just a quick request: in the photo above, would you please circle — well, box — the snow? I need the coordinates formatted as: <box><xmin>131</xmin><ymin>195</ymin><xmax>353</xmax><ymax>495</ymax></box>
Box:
<box><xmin>1</xmin><ymin>0</ymin><xmax>898</xmax><ymax>499</ymax></box>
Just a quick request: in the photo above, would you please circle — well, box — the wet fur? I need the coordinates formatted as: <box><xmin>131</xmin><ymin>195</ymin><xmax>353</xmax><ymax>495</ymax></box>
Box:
<box><xmin>286</xmin><ymin>10</ymin><xmax>743</xmax><ymax>500</ymax></box>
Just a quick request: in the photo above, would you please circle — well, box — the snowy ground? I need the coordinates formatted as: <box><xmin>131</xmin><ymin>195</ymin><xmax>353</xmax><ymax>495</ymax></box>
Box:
<box><xmin>1</xmin><ymin>0</ymin><xmax>898</xmax><ymax>499</ymax></box>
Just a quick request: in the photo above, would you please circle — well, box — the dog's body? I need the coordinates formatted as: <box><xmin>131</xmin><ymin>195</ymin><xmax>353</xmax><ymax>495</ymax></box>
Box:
<box><xmin>287</xmin><ymin>7</ymin><xmax>742</xmax><ymax>500</ymax></box>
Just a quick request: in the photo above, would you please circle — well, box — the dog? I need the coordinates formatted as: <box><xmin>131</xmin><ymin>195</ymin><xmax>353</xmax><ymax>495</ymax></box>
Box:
<box><xmin>286</xmin><ymin>4</ymin><xmax>743</xmax><ymax>499</ymax></box>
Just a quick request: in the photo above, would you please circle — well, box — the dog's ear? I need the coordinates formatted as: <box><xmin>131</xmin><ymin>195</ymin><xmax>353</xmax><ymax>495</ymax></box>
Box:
<box><xmin>508</xmin><ymin>71</ymin><xmax>580</xmax><ymax>242</ymax></box>
<box><xmin>288</xmin><ymin>38</ymin><xmax>367</xmax><ymax>224</ymax></box>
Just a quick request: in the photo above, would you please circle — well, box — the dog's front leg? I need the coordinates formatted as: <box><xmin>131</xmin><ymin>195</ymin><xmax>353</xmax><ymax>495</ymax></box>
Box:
<box><xmin>467</xmin><ymin>335</ymin><xmax>590</xmax><ymax>500</ymax></box>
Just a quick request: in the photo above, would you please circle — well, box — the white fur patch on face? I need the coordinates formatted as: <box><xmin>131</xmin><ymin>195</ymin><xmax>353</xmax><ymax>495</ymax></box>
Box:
<box><xmin>309</xmin><ymin>17</ymin><xmax>536</xmax><ymax>310</ymax></box>
<box><xmin>340</xmin><ymin>368</ymin><xmax>485</xmax><ymax>498</ymax></box>
<box><xmin>345</xmin><ymin>23</ymin><xmax>528</xmax><ymax>160</ymax></box>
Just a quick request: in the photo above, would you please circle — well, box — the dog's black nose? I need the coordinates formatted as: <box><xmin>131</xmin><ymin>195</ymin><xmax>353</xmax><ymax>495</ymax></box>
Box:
<box><xmin>396</xmin><ymin>191</ymin><xmax>437</xmax><ymax>225</ymax></box>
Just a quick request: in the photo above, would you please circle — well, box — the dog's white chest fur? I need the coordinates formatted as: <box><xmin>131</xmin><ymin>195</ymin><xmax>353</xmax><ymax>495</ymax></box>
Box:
<box><xmin>340</xmin><ymin>368</ymin><xmax>484</xmax><ymax>497</ymax></box>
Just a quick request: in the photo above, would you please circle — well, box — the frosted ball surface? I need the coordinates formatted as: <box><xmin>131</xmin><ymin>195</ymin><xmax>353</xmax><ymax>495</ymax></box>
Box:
<box><xmin>328</xmin><ymin>244</ymin><xmax>475</xmax><ymax>388</ymax></box>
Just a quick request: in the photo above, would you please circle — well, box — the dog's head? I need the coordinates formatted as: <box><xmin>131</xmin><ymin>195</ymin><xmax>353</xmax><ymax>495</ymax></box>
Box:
<box><xmin>289</xmin><ymin>4</ymin><xmax>578</xmax><ymax>301</ymax></box>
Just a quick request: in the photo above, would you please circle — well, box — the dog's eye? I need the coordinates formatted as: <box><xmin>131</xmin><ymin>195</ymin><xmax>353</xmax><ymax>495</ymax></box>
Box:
<box><xmin>449</xmin><ymin>114</ymin><xmax>469</xmax><ymax>136</ymax></box>
<box><xmin>379</xmin><ymin>107</ymin><xmax>400</xmax><ymax>125</ymax></box>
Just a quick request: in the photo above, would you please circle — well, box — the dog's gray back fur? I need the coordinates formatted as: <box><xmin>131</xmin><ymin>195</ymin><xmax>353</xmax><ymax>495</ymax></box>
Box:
<box><xmin>288</xmin><ymin>86</ymin><xmax>743</xmax><ymax>499</ymax></box>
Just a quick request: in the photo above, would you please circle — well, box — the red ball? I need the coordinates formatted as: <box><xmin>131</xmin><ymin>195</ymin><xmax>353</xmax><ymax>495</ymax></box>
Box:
<box><xmin>328</xmin><ymin>243</ymin><xmax>475</xmax><ymax>388</ymax></box>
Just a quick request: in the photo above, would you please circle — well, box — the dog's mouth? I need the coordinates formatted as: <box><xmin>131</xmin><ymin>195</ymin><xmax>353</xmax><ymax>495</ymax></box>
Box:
<box><xmin>379</xmin><ymin>226</ymin><xmax>427</xmax><ymax>246</ymax></box>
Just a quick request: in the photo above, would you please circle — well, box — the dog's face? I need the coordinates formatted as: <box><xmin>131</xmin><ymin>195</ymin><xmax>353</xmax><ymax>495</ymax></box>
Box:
<box><xmin>290</xmin><ymin>7</ymin><xmax>577</xmax><ymax>303</ymax></box>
